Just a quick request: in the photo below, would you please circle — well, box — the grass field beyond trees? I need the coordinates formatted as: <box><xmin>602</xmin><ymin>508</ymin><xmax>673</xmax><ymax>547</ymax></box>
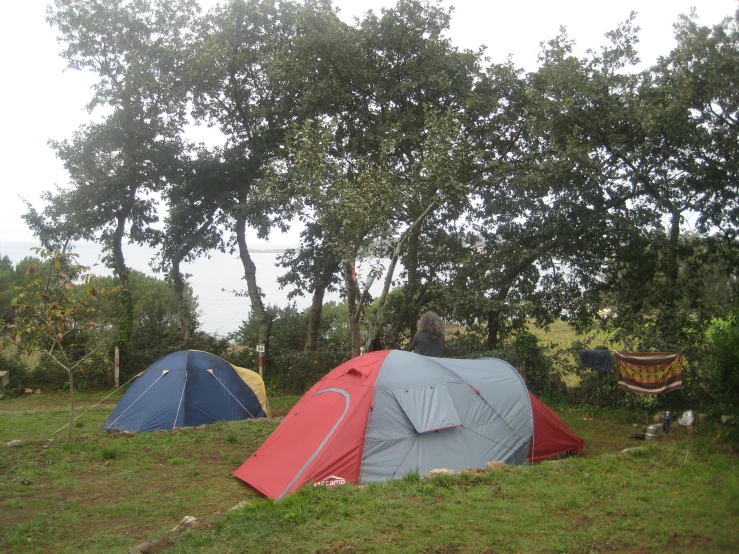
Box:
<box><xmin>1</xmin><ymin>392</ymin><xmax>737</xmax><ymax>553</ymax></box>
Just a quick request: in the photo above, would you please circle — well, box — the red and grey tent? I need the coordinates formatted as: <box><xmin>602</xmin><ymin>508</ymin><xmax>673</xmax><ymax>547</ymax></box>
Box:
<box><xmin>234</xmin><ymin>350</ymin><xmax>582</xmax><ymax>499</ymax></box>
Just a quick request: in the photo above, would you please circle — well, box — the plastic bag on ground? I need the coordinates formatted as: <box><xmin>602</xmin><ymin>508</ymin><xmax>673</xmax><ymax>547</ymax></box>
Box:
<box><xmin>678</xmin><ymin>410</ymin><xmax>694</xmax><ymax>427</ymax></box>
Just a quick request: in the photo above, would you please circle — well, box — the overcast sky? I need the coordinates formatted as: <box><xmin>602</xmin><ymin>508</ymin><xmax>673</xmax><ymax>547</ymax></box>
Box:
<box><xmin>1</xmin><ymin>0</ymin><xmax>737</xmax><ymax>247</ymax></box>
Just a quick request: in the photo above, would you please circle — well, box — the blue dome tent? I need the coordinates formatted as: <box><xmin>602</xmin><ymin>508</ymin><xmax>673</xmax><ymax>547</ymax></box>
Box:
<box><xmin>104</xmin><ymin>350</ymin><xmax>267</xmax><ymax>432</ymax></box>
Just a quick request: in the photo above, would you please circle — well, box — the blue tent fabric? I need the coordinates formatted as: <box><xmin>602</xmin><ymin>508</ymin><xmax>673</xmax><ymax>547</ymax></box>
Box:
<box><xmin>104</xmin><ymin>350</ymin><xmax>266</xmax><ymax>432</ymax></box>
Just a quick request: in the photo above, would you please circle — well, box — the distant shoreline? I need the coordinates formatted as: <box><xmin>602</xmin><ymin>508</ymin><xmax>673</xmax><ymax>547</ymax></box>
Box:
<box><xmin>0</xmin><ymin>241</ymin><xmax>289</xmax><ymax>256</ymax></box>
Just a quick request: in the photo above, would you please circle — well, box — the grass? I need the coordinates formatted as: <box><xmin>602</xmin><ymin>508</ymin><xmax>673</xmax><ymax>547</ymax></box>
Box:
<box><xmin>168</xmin><ymin>432</ymin><xmax>738</xmax><ymax>554</ymax></box>
<box><xmin>527</xmin><ymin>319</ymin><xmax>617</xmax><ymax>351</ymax></box>
<box><xmin>527</xmin><ymin>320</ymin><xmax>621</xmax><ymax>390</ymax></box>
<box><xmin>1</xmin><ymin>392</ymin><xmax>737</xmax><ymax>553</ymax></box>
<box><xmin>0</xmin><ymin>391</ymin><xmax>281</xmax><ymax>553</ymax></box>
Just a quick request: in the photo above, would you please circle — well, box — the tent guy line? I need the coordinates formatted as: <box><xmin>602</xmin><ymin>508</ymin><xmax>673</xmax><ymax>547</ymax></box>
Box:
<box><xmin>50</xmin><ymin>373</ymin><xmax>139</xmax><ymax>436</ymax></box>
<box><xmin>208</xmin><ymin>369</ymin><xmax>259</xmax><ymax>419</ymax></box>
<box><xmin>106</xmin><ymin>371</ymin><xmax>169</xmax><ymax>429</ymax></box>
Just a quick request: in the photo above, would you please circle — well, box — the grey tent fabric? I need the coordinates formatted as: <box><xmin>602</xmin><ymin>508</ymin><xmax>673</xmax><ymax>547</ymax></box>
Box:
<box><xmin>359</xmin><ymin>352</ymin><xmax>533</xmax><ymax>482</ymax></box>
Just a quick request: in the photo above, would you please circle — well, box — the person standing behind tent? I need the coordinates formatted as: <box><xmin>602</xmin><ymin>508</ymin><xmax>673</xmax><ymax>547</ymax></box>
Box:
<box><xmin>408</xmin><ymin>311</ymin><xmax>446</xmax><ymax>357</ymax></box>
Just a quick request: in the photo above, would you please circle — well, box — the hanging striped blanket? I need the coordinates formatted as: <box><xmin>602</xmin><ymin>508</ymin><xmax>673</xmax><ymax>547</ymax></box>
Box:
<box><xmin>614</xmin><ymin>351</ymin><xmax>683</xmax><ymax>395</ymax></box>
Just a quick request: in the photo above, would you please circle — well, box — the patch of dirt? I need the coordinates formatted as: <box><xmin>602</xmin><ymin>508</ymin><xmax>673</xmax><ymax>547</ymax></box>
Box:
<box><xmin>586</xmin><ymin>528</ymin><xmax>715</xmax><ymax>553</ymax></box>
<box><xmin>421</xmin><ymin>545</ymin><xmax>462</xmax><ymax>553</ymax></box>
<box><xmin>667</xmin><ymin>531</ymin><xmax>714</xmax><ymax>550</ymax></box>
<box><xmin>0</xmin><ymin>403</ymin><xmax>116</xmax><ymax>415</ymax></box>
<box><xmin>316</xmin><ymin>540</ymin><xmax>356</xmax><ymax>553</ymax></box>
<box><xmin>568</xmin><ymin>513</ymin><xmax>593</xmax><ymax>531</ymax></box>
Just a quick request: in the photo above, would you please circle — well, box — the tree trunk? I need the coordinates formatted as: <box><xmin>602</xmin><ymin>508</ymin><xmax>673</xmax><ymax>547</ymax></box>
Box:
<box><xmin>236</xmin><ymin>216</ymin><xmax>270</xmax><ymax>348</ymax></box>
<box><xmin>344</xmin><ymin>263</ymin><xmax>362</xmax><ymax>357</ymax></box>
<box><xmin>112</xmin><ymin>211</ymin><xmax>130</xmax><ymax>285</ymax></box>
<box><xmin>486</xmin><ymin>286</ymin><xmax>510</xmax><ymax>350</ymax></box>
<box><xmin>365</xmin><ymin>256</ymin><xmax>400</xmax><ymax>351</ymax></box>
<box><xmin>486</xmin><ymin>309</ymin><xmax>501</xmax><ymax>350</ymax></box>
<box><xmin>67</xmin><ymin>368</ymin><xmax>74</xmax><ymax>442</ymax></box>
<box><xmin>167</xmin><ymin>215</ymin><xmax>215</xmax><ymax>346</ymax></box>
<box><xmin>405</xmin><ymin>225</ymin><xmax>421</xmax><ymax>338</ymax></box>
<box><xmin>668</xmin><ymin>207</ymin><xmax>681</xmax><ymax>286</ymax></box>
<box><xmin>368</xmin><ymin>205</ymin><xmax>436</xmax><ymax>348</ymax></box>
<box><xmin>304</xmin><ymin>288</ymin><xmax>326</xmax><ymax>352</ymax></box>
<box><xmin>304</xmin><ymin>259</ymin><xmax>340</xmax><ymax>351</ymax></box>
<box><xmin>659</xmin><ymin>206</ymin><xmax>683</xmax><ymax>343</ymax></box>
<box><xmin>387</xmin><ymin>226</ymin><xmax>422</xmax><ymax>346</ymax></box>
<box><xmin>112</xmin><ymin>209</ymin><xmax>133</xmax><ymax>346</ymax></box>
<box><xmin>170</xmin><ymin>257</ymin><xmax>192</xmax><ymax>346</ymax></box>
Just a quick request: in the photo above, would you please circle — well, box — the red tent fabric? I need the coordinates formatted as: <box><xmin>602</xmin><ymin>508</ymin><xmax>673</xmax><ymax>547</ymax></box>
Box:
<box><xmin>527</xmin><ymin>392</ymin><xmax>584</xmax><ymax>463</ymax></box>
<box><xmin>235</xmin><ymin>351</ymin><xmax>388</xmax><ymax>499</ymax></box>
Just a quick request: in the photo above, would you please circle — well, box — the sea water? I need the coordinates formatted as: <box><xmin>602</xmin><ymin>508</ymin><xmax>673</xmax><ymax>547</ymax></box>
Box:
<box><xmin>0</xmin><ymin>240</ymin><xmax>391</xmax><ymax>336</ymax></box>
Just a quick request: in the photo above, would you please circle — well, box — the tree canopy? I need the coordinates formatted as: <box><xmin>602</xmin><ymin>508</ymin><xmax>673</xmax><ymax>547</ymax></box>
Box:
<box><xmin>22</xmin><ymin>1</ymin><xmax>739</xmax><ymax>373</ymax></box>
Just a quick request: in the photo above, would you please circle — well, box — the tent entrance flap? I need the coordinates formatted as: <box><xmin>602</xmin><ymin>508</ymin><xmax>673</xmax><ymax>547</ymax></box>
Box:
<box><xmin>392</xmin><ymin>384</ymin><xmax>461</xmax><ymax>433</ymax></box>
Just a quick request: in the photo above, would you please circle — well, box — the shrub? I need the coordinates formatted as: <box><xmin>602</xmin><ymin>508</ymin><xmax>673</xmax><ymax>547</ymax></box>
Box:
<box><xmin>444</xmin><ymin>330</ymin><xmax>488</xmax><ymax>357</ymax></box>
<box><xmin>116</xmin><ymin>322</ymin><xmax>230</xmax><ymax>386</ymax></box>
<box><xmin>0</xmin><ymin>351</ymin><xmax>31</xmax><ymax>394</ymax></box>
<box><xmin>100</xmin><ymin>446</ymin><xmax>120</xmax><ymax>460</ymax></box>
<box><xmin>27</xmin><ymin>355</ymin><xmax>69</xmax><ymax>390</ymax></box>
<box><xmin>703</xmin><ymin>311</ymin><xmax>739</xmax><ymax>415</ymax></box>
<box><xmin>512</xmin><ymin>332</ymin><xmax>552</xmax><ymax>395</ymax></box>
<box><xmin>231</xmin><ymin>302</ymin><xmax>352</xmax><ymax>394</ymax></box>
<box><xmin>267</xmin><ymin>350</ymin><xmax>350</xmax><ymax>394</ymax></box>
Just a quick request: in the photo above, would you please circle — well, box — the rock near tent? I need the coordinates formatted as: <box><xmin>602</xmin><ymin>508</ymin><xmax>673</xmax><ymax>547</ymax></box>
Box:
<box><xmin>234</xmin><ymin>350</ymin><xmax>583</xmax><ymax>499</ymax></box>
<box><xmin>104</xmin><ymin>350</ymin><xmax>269</xmax><ymax>432</ymax></box>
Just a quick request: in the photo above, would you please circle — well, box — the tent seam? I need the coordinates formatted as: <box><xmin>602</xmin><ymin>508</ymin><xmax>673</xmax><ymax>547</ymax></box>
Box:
<box><xmin>389</xmin><ymin>434</ymin><xmax>419</xmax><ymax>480</ymax></box>
<box><xmin>452</xmin><ymin>382</ymin><xmax>528</xmax><ymax>445</ymax></box>
<box><xmin>279</xmin><ymin>387</ymin><xmax>351</xmax><ymax>499</ymax></box>
<box><xmin>173</xmin><ymin>370</ymin><xmax>188</xmax><ymax>429</ymax></box>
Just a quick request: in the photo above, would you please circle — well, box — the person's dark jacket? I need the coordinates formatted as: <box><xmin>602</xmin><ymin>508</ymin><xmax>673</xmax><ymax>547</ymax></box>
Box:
<box><xmin>409</xmin><ymin>331</ymin><xmax>445</xmax><ymax>357</ymax></box>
